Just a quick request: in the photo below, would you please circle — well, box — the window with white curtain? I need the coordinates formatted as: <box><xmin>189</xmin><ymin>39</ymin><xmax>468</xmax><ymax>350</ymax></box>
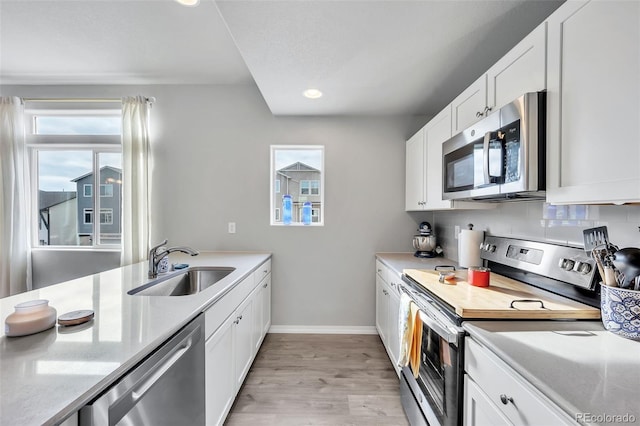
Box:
<box><xmin>25</xmin><ymin>102</ymin><xmax>123</xmax><ymax>248</ymax></box>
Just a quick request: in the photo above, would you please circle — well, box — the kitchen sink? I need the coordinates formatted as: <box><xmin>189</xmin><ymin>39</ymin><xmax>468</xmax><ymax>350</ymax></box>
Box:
<box><xmin>128</xmin><ymin>267</ymin><xmax>236</xmax><ymax>296</ymax></box>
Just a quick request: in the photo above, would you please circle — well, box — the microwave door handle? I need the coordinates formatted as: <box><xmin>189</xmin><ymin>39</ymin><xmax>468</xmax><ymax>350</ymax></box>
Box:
<box><xmin>483</xmin><ymin>131</ymin><xmax>492</xmax><ymax>185</ymax></box>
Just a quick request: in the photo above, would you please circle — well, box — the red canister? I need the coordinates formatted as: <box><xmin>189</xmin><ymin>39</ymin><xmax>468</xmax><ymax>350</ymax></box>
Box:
<box><xmin>468</xmin><ymin>267</ymin><xmax>490</xmax><ymax>287</ymax></box>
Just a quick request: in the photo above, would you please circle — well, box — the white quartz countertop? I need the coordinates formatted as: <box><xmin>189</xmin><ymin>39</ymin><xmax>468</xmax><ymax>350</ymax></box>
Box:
<box><xmin>0</xmin><ymin>251</ymin><xmax>271</xmax><ymax>426</ymax></box>
<box><xmin>463</xmin><ymin>321</ymin><xmax>640</xmax><ymax>426</ymax></box>
<box><xmin>375</xmin><ymin>252</ymin><xmax>458</xmax><ymax>276</ymax></box>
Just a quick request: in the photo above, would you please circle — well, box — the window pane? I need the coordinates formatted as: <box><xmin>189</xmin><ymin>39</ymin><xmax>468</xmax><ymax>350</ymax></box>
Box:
<box><xmin>98</xmin><ymin>153</ymin><xmax>122</xmax><ymax>245</ymax></box>
<box><xmin>38</xmin><ymin>151</ymin><xmax>92</xmax><ymax>246</ymax></box>
<box><xmin>35</xmin><ymin>116</ymin><xmax>121</xmax><ymax>135</ymax></box>
<box><xmin>271</xmin><ymin>147</ymin><xmax>323</xmax><ymax>226</ymax></box>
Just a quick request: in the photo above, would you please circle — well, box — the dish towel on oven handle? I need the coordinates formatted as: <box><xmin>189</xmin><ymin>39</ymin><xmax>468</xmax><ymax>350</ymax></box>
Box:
<box><xmin>398</xmin><ymin>292</ymin><xmax>423</xmax><ymax>378</ymax></box>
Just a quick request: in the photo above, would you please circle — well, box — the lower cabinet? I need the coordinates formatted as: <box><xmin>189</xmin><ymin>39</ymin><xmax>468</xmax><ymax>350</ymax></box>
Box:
<box><xmin>375</xmin><ymin>260</ymin><xmax>401</xmax><ymax>373</ymax></box>
<box><xmin>464</xmin><ymin>338</ymin><xmax>575</xmax><ymax>426</ymax></box>
<box><xmin>204</xmin><ymin>260</ymin><xmax>271</xmax><ymax>426</ymax></box>
<box><xmin>205</xmin><ymin>314</ymin><xmax>236</xmax><ymax>426</ymax></box>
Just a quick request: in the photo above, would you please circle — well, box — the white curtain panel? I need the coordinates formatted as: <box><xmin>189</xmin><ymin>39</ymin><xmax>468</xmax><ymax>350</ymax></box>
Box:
<box><xmin>121</xmin><ymin>96</ymin><xmax>151</xmax><ymax>266</ymax></box>
<box><xmin>0</xmin><ymin>97</ymin><xmax>32</xmax><ymax>297</ymax></box>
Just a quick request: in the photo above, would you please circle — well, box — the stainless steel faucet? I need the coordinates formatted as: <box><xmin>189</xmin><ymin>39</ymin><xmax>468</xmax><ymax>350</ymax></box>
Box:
<box><xmin>148</xmin><ymin>239</ymin><xmax>199</xmax><ymax>278</ymax></box>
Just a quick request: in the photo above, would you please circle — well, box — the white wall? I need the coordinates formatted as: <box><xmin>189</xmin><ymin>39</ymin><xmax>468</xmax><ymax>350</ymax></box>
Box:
<box><xmin>430</xmin><ymin>201</ymin><xmax>640</xmax><ymax>262</ymax></box>
<box><xmin>5</xmin><ymin>84</ymin><xmax>422</xmax><ymax>327</ymax></box>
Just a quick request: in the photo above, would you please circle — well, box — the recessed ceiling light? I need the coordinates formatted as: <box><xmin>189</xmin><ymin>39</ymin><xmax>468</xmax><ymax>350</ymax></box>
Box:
<box><xmin>303</xmin><ymin>89</ymin><xmax>323</xmax><ymax>99</ymax></box>
<box><xmin>175</xmin><ymin>0</ymin><xmax>200</xmax><ymax>6</ymax></box>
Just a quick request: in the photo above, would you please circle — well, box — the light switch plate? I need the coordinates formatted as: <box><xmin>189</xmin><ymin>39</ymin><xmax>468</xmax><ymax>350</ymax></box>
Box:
<box><xmin>454</xmin><ymin>225</ymin><xmax>460</xmax><ymax>239</ymax></box>
<box><xmin>228</xmin><ymin>222</ymin><xmax>236</xmax><ymax>234</ymax></box>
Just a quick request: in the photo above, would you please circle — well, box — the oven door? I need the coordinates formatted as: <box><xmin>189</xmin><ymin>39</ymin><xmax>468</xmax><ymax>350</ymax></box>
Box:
<box><xmin>401</xmin><ymin>310</ymin><xmax>464</xmax><ymax>426</ymax></box>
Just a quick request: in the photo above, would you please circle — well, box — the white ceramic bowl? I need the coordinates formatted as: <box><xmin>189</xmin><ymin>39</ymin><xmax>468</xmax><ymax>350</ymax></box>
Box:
<box><xmin>600</xmin><ymin>284</ymin><xmax>640</xmax><ymax>340</ymax></box>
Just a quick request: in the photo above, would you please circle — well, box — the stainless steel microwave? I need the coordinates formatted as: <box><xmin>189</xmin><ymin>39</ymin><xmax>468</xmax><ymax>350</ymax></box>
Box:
<box><xmin>442</xmin><ymin>92</ymin><xmax>546</xmax><ymax>201</ymax></box>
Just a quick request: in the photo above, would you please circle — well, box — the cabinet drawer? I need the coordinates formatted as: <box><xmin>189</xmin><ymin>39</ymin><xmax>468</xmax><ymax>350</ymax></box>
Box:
<box><xmin>205</xmin><ymin>274</ymin><xmax>255</xmax><ymax>339</ymax></box>
<box><xmin>254</xmin><ymin>259</ymin><xmax>271</xmax><ymax>285</ymax></box>
<box><xmin>465</xmin><ymin>338</ymin><xmax>574</xmax><ymax>426</ymax></box>
<box><xmin>376</xmin><ymin>259</ymin><xmax>389</xmax><ymax>283</ymax></box>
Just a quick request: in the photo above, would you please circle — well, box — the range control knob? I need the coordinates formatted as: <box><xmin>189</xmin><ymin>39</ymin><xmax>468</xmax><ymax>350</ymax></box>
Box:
<box><xmin>488</xmin><ymin>244</ymin><xmax>497</xmax><ymax>253</ymax></box>
<box><xmin>558</xmin><ymin>258</ymin><xmax>575</xmax><ymax>271</ymax></box>
<box><xmin>574</xmin><ymin>261</ymin><xmax>592</xmax><ymax>275</ymax></box>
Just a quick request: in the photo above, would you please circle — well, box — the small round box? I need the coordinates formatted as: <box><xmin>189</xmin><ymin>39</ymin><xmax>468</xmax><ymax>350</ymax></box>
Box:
<box><xmin>468</xmin><ymin>267</ymin><xmax>491</xmax><ymax>287</ymax></box>
<box><xmin>4</xmin><ymin>299</ymin><xmax>57</xmax><ymax>337</ymax></box>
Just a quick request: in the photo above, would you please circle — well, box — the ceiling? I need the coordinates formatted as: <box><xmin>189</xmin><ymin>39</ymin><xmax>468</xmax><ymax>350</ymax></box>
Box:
<box><xmin>0</xmin><ymin>0</ymin><xmax>564</xmax><ymax>116</ymax></box>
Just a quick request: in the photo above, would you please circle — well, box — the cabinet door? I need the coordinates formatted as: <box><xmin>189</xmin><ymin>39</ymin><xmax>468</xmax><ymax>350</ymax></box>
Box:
<box><xmin>405</xmin><ymin>127</ymin><xmax>427</xmax><ymax>211</ymax></box>
<box><xmin>547</xmin><ymin>0</ymin><xmax>640</xmax><ymax>204</ymax></box>
<box><xmin>464</xmin><ymin>375</ymin><xmax>513</xmax><ymax>426</ymax></box>
<box><xmin>234</xmin><ymin>293</ymin><xmax>255</xmax><ymax>390</ymax></box>
<box><xmin>452</xmin><ymin>74</ymin><xmax>487</xmax><ymax>134</ymax></box>
<box><xmin>425</xmin><ymin>105</ymin><xmax>454</xmax><ymax>210</ymax></box>
<box><xmin>205</xmin><ymin>314</ymin><xmax>235</xmax><ymax>426</ymax></box>
<box><xmin>252</xmin><ymin>281</ymin><xmax>264</xmax><ymax>353</ymax></box>
<box><xmin>254</xmin><ymin>274</ymin><xmax>271</xmax><ymax>348</ymax></box>
<box><xmin>386</xmin><ymin>280</ymin><xmax>401</xmax><ymax>369</ymax></box>
<box><xmin>375</xmin><ymin>275</ymin><xmax>389</xmax><ymax>343</ymax></box>
<box><xmin>487</xmin><ymin>23</ymin><xmax>546</xmax><ymax>112</ymax></box>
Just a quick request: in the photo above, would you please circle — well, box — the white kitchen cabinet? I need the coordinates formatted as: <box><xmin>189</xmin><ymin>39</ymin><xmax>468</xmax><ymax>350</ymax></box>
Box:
<box><xmin>253</xmin><ymin>273</ymin><xmax>271</xmax><ymax>352</ymax></box>
<box><xmin>464</xmin><ymin>338</ymin><xmax>576</xmax><ymax>426</ymax></box>
<box><xmin>205</xmin><ymin>314</ymin><xmax>236</xmax><ymax>426</ymax></box>
<box><xmin>375</xmin><ymin>261</ymin><xmax>401</xmax><ymax>374</ymax></box>
<box><xmin>546</xmin><ymin>0</ymin><xmax>640</xmax><ymax>204</ymax></box>
<box><xmin>451</xmin><ymin>74</ymin><xmax>487</xmax><ymax>134</ymax></box>
<box><xmin>486</xmin><ymin>23</ymin><xmax>547</xmax><ymax>112</ymax></box>
<box><xmin>204</xmin><ymin>259</ymin><xmax>272</xmax><ymax>426</ymax></box>
<box><xmin>405</xmin><ymin>126</ymin><xmax>427</xmax><ymax>210</ymax></box>
<box><xmin>234</xmin><ymin>288</ymin><xmax>256</xmax><ymax>391</ymax></box>
<box><xmin>452</xmin><ymin>21</ymin><xmax>547</xmax><ymax>136</ymax></box>
<box><xmin>375</xmin><ymin>274</ymin><xmax>389</xmax><ymax>344</ymax></box>
<box><xmin>464</xmin><ymin>375</ymin><xmax>513</xmax><ymax>426</ymax></box>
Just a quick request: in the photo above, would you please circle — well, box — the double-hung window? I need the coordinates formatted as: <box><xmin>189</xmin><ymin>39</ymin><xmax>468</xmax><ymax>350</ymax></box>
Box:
<box><xmin>26</xmin><ymin>101</ymin><xmax>123</xmax><ymax>248</ymax></box>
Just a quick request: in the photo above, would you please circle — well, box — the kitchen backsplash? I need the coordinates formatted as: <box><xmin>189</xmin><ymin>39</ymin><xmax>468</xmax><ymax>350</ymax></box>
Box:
<box><xmin>431</xmin><ymin>201</ymin><xmax>640</xmax><ymax>262</ymax></box>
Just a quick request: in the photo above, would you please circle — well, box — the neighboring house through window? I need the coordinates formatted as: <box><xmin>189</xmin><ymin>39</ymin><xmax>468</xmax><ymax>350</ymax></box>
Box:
<box><xmin>26</xmin><ymin>101</ymin><xmax>123</xmax><ymax>247</ymax></box>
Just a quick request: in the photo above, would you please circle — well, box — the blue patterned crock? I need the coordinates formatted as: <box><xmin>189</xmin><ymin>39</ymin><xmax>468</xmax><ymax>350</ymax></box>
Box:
<box><xmin>600</xmin><ymin>284</ymin><xmax>640</xmax><ymax>340</ymax></box>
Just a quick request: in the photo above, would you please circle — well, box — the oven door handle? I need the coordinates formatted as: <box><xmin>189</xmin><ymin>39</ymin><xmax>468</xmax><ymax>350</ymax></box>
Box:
<box><xmin>418</xmin><ymin>309</ymin><xmax>459</xmax><ymax>345</ymax></box>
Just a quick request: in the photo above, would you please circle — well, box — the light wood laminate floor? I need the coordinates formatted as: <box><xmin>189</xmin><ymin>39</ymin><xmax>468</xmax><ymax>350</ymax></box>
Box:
<box><xmin>225</xmin><ymin>334</ymin><xmax>410</xmax><ymax>426</ymax></box>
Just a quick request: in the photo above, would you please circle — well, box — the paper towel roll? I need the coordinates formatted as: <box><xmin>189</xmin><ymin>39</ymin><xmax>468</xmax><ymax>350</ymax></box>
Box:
<box><xmin>458</xmin><ymin>229</ymin><xmax>484</xmax><ymax>268</ymax></box>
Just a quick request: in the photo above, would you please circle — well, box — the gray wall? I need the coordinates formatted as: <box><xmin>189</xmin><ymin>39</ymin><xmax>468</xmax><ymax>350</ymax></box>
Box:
<box><xmin>428</xmin><ymin>202</ymin><xmax>640</xmax><ymax>262</ymax></box>
<box><xmin>5</xmin><ymin>84</ymin><xmax>421</xmax><ymax>326</ymax></box>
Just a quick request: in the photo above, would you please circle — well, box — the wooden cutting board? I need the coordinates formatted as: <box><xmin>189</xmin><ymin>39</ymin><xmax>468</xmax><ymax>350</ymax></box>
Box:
<box><xmin>404</xmin><ymin>269</ymin><xmax>601</xmax><ymax>319</ymax></box>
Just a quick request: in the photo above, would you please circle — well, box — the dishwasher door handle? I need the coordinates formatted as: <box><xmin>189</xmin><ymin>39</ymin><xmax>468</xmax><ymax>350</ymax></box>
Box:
<box><xmin>131</xmin><ymin>337</ymin><xmax>193</xmax><ymax>401</ymax></box>
<box><xmin>107</xmin><ymin>325</ymin><xmax>202</xmax><ymax>425</ymax></box>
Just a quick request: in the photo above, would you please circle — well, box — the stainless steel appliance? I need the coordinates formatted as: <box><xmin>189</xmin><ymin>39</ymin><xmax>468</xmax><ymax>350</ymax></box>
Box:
<box><xmin>442</xmin><ymin>92</ymin><xmax>546</xmax><ymax>201</ymax></box>
<box><xmin>399</xmin><ymin>236</ymin><xmax>601</xmax><ymax>426</ymax></box>
<box><xmin>80</xmin><ymin>314</ymin><xmax>205</xmax><ymax>426</ymax></box>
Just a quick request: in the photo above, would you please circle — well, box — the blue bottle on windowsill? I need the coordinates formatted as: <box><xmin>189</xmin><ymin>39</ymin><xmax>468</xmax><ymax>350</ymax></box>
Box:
<box><xmin>302</xmin><ymin>202</ymin><xmax>312</xmax><ymax>225</ymax></box>
<box><xmin>283</xmin><ymin>194</ymin><xmax>292</xmax><ymax>225</ymax></box>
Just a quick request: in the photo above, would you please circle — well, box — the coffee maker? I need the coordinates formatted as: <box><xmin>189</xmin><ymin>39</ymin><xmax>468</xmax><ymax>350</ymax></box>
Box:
<box><xmin>413</xmin><ymin>221</ymin><xmax>439</xmax><ymax>258</ymax></box>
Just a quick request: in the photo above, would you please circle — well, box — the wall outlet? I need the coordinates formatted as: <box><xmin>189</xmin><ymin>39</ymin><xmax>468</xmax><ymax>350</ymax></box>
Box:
<box><xmin>228</xmin><ymin>222</ymin><xmax>236</xmax><ymax>234</ymax></box>
<box><xmin>454</xmin><ymin>225</ymin><xmax>460</xmax><ymax>239</ymax></box>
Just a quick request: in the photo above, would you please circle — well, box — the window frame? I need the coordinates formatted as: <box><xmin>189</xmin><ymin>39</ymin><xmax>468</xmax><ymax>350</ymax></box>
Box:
<box><xmin>270</xmin><ymin>145</ymin><xmax>324</xmax><ymax>226</ymax></box>
<box><xmin>100</xmin><ymin>183</ymin><xmax>114</xmax><ymax>197</ymax></box>
<box><xmin>26</xmin><ymin>104</ymin><xmax>122</xmax><ymax>250</ymax></box>
<box><xmin>83</xmin><ymin>184</ymin><xmax>93</xmax><ymax>197</ymax></box>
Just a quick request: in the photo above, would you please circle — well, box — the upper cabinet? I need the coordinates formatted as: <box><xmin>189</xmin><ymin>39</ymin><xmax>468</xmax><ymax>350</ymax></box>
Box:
<box><xmin>546</xmin><ymin>0</ymin><xmax>640</xmax><ymax>204</ymax></box>
<box><xmin>451</xmin><ymin>74</ymin><xmax>488</xmax><ymax>134</ymax></box>
<box><xmin>405</xmin><ymin>126</ymin><xmax>427</xmax><ymax>210</ymax></box>
<box><xmin>452</xmin><ymin>22</ymin><xmax>547</xmax><ymax>136</ymax></box>
<box><xmin>406</xmin><ymin>105</ymin><xmax>495</xmax><ymax>211</ymax></box>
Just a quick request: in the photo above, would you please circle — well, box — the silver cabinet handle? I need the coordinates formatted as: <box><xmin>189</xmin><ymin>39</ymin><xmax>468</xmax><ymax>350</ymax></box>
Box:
<box><xmin>484</xmin><ymin>106</ymin><xmax>492</xmax><ymax>115</ymax></box>
<box><xmin>263</xmin><ymin>282</ymin><xmax>268</xmax><ymax>288</ymax></box>
<box><xmin>263</xmin><ymin>269</ymin><xmax>268</xmax><ymax>273</ymax></box>
<box><xmin>476</xmin><ymin>111</ymin><xmax>483</xmax><ymax>118</ymax></box>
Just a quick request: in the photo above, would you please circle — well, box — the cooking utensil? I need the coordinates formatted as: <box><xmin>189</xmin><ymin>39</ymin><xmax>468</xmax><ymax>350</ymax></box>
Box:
<box><xmin>611</xmin><ymin>247</ymin><xmax>640</xmax><ymax>289</ymax></box>
<box><xmin>583</xmin><ymin>226</ymin><xmax>611</xmax><ymax>254</ymax></box>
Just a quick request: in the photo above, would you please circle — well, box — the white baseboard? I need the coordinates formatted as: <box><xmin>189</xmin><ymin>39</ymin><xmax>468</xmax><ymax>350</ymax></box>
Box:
<box><xmin>268</xmin><ymin>325</ymin><xmax>378</xmax><ymax>335</ymax></box>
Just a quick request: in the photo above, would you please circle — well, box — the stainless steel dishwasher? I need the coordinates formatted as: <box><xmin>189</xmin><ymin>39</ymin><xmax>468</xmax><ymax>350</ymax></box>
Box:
<box><xmin>80</xmin><ymin>314</ymin><xmax>205</xmax><ymax>426</ymax></box>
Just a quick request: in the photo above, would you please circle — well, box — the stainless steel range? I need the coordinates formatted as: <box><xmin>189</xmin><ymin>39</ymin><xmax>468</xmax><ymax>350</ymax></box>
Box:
<box><xmin>399</xmin><ymin>236</ymin><xmax>602</xmax><ymax>426</ymax></box>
